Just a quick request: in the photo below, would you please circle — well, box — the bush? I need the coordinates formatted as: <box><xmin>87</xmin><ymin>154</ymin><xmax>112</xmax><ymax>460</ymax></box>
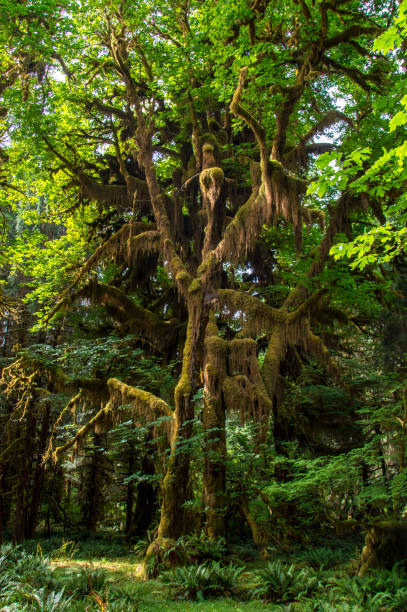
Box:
<box><xmin>50</xmin><ymin>539</ymin><xmax>79</xmax><ymax>560</ymax></box>
<box><xmin>0</xmin><ymin>545</ymin><xmax>63</xmax><ymax>609</ymax></box>
<box><xmin>133</xmin><ymin>530</ymin><xmax>155</xmax><ymax>560</ymax></box>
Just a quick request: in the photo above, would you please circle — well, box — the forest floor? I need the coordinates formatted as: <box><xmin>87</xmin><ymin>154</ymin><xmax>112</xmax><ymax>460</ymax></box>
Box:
<box><xmin>51</xmin><ymin>557</ymin><xmax>272</xmax><ymax>611</ymax></box>
<box><xmin>1</xmin><ymin>532</ymin><xmax>406</xmax><ymax>611</ymax></box>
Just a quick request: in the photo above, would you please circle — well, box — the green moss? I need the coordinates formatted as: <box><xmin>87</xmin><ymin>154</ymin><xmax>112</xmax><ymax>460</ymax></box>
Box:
<box><xmin>268</xmin><ymin>158</ymin><xmax>285</xmax><ymax>173</ymax></box>
<box><xmin>199</xmin><ymin>132</ymin><xmax>219</xmax><ymax>149</ymax></box>
<box><xmin>188</xmin><ymin>278</ymin><xmax>202</xmax><ymax>295</ymax></box>
<box><xmin>197</xmin><ymin>252</ymin><xmax>216</xmax><ymax>277</ymax></box>
<box><xmin>200</xmin><ymin>167</ymin><xmax>224</xmax><ymax>191</ymax></box>
<box><xmin>176</xmin><ymin>269</ymin><xmax>191</xmax><ymax>283</ymax></box>
<box><xmin>205</xmin><ymin>335</ymin><xmax>228</xmax><ymax>357</ymax></box>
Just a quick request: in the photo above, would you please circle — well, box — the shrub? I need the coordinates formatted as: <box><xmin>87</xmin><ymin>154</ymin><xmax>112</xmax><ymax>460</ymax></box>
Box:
<box><xmin>50</xmin><ymin>540</ymin><xmax>79</xmax><ymax>560</ymax></box>
<box><xmin>57</xmin><ymin>567</ymin><xmax>109</xmax><ymax>597</ymax></box>
<box><xmin>9</xmin><ymin>586</ymin><xmax>74</xmax><ymax>611</ymax></box>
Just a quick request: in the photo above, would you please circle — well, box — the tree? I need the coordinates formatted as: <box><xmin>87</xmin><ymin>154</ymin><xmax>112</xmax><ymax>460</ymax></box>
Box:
<box><xmin>0</xmin><ymin>0</ymin><xmax>406</xmax><ymax>560</ymax></box>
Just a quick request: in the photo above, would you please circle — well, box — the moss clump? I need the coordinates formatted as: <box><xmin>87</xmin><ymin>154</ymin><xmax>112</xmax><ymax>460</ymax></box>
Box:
<box><xmin>188</xmin><ymin>278</ymin><xmax>202</xmax><ymax>295</ymax></box>
<box><xmin>200</xmin><ymin>167</ymin><xmax>224</xmax><ymax>191</ymax></box>
<box><xmin>268</xmin><ymin>158</ymin><xmax>285</xmax><ymax>173</ymax></box>
<box><xmin>203</xmin><ymin>142</ymin><xmax>215</xmax><ymax>153</ymax></box>
<box><xmin>199</xmin><ymin>132</ymin><xmax>219</xmax><ymax>149</ymax></box>
<box><xmin>176</xmin><ymin>269</ymin><xmax>191</xmax><ymax>283</ymax></box>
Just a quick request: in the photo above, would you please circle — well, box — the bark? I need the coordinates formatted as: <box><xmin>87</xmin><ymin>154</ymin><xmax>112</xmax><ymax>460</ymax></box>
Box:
<box><xmin>0</xmin><ymin>464</ymin><xmax>4</xmax><ymax>545</ymax></box>
<box><xmin>125</xmin><ymin>442</ymin><xmax>135</xmax><ymax>535</ymax></box>
<box><xmin>26</xmin><ymin>403</ymin><xmax>51</xmax><ymax>538</ymax></box>
<box><xmin>13</xmin><ymin>413</ymin><xmax>35</xmax><ymax>544</ymax></box>
<box><xmin>155</xmin><ymin>317</ymin><xmax>197</xmax><ymax>541</ymax></box>
<box><xmin>128</xmin><ymin>453</ymin><xmax>157</xmax><ymax>538</ymax></box>
<box><xmin>203</xmin><ymin>317</ymin><xmax>228</xmax><ymax>538</ymax></box>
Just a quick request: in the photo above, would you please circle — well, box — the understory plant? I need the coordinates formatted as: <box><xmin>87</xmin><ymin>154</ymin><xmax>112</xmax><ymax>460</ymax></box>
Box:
<box><xmin>253</xmin><ymin>560</ymin><xmax>320</xmax><ymax>603</ymax></box>
<box><xmin>160</xmin><ymin>561</ymin><xmax>244</xmax><ymax>600</ymax></box>
<box><xmin>328</xmin><ymin>565</ymin><xmax>407</xmax><ymax>611</ymax></box>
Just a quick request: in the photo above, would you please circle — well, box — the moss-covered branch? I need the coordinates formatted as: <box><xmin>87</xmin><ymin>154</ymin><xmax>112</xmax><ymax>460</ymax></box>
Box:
<box><xmin>49</xmin><ymin>222</ymin><xmax>157</xmax><ymax>319</ymax></box>
<box><xmin>52</xmin><ymin>378</ymin><xmax>173</xmax><ymax>463</ymax></box>
<box><xmin>59</xmin><ymin>280</ymin><xmax>177</xmax><ymax>351</ymax></box>
<box><xmin>217</xmin><ymin>288</ymin><xmax>286</xmax><ymax>334</ymax></box>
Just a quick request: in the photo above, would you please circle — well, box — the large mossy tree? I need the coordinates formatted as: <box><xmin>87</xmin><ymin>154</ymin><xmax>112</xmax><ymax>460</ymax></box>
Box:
<box><xmin>0</xmin><ymin>0</ymin><xmax>407</xmax><ymax>557</ymax></box>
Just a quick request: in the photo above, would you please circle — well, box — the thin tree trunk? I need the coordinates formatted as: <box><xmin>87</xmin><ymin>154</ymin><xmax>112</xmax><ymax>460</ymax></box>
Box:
<box><xmin>125</xmin><ymin>443</ymin><xmax>135</xmax><ymax>535</ymax></box>
<box><xmin>129</xmin><ymin>453</ymin><xmax>157</xmax><ymax>538</ymax></box>
<box><xmin>13</xmin><ymin>413</ymin><xmax>35</xmax><ymax>544</ymax></box>
<box><xmin>26</xmin><ymin>404</ymin><xmax>51</xmax><ymax>538</ymax></box>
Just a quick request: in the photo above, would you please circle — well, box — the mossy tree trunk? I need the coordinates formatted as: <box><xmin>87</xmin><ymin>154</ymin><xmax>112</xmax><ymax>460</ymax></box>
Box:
<box><xmin>155</xmin><ymin>314</ymin><xmax>201</xmax><ymax>542</ymax></box>
<box><xmin>203</xmin><ymin>316</ymin><xmax>228</xmax><ymax>538</ymax></box>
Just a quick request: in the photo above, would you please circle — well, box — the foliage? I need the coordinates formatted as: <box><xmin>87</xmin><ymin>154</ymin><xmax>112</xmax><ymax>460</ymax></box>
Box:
<box><xmin>328</xmin><ymin>565</ymin><xmax>407</xmax><ymax>611</ymax></box>
<box><xmin>297</xmin><ymin>546</ymin><xmax>347</xmax><ymax>571</ymax></box>
<box><xmin>252</xmin><ymin>560</ymin><xmax>319</xmax><ymax>602</ymax></box>
<box><xmin>160</xmin><ymin>561</ymin><xmax>244</xmax><ymax>601</ymax></box>
<box><xmin>179</xmin><ymin>534</ymin><xmax>228</xmax><ymax>563</ymax></box>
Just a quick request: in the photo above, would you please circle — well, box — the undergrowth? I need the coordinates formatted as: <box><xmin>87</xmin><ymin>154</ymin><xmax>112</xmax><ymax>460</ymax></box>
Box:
<box><xmin>0</xmin><ymin>537</ymin><xmax>405</xmax><ymax>610</ymax></box>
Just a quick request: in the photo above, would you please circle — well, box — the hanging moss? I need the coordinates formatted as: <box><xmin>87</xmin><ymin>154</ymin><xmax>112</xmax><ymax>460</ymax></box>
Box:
<box><xmin>60</xmin><ymin>280</ymin><xmax>176</xmax><ymax>352</ymax></box>
<box><xmin>217</xmin><ymin>190</ymin><xmax>262</xmax><ymax>263</ymax></box>
<box><xmin>261</xmin><ymin>323</ymin><xmax>287</xmax><ymax>399</ymax></box>
<box><xmin>52</xmin><ymin>378</ymin><xmax>173</xmax><ymax>463</ymax></box>
<box><xmin>302</xmin><ymin>206</ymin><xmax>325</xmax><ymax>230</ymax></box>
<box><xmin>217</xmin><ymin>288</ymin><xmax>284</xmax><ymax>335</ymax></box>
<box><xmin>49</xmin><ymin>222</ymin><xmax>158</xmax><ymax>320</ymax></box>
<box><xmin>79</xmin><ymin>173</ymin><xmax>149</xmax><ymax>212</ymax></box>
<box><xmin>200</xmin><ymin>167</ymin><xmax>224</xmax><ymax>191</ymax></box>
<box><xmin>205</xmin><ymin>335</ymin><xmax>228</xmax><ymax>375</ymax></box>
<box><xmin>304</xmin><ymin>328</ymin><xmax>342</xmax><ymax>383</ymax></box>
<box><xmin>163</xmin><ymin>238</ymin><xmax>193</xmax><ymax>296</ymax></box>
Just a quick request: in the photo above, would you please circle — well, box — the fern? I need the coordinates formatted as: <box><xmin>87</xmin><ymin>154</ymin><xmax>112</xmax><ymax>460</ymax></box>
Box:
<box><xmin>161</xmin><ymin>561</ymin><xmax>243</xmax><ymax>600</ymax></box>
<box><xmin>253</xmin><ymin>560</ymin><xmax>319</xmax><ymax>602</ymax></box>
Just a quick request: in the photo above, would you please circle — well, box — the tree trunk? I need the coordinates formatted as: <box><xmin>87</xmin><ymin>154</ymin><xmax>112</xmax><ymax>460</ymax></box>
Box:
<box><xmin>125</xmin><ymin>442</ymin><xmax>135</xmax><ymax>534</ymax></box>
<box><xmin>203</xmin><ymin>316</ymin><xmax>228</xmax><ymax>538</ymax></box>
<box><xmin>26</xmin><ymin>403</ymin><xmax>51</xmax><ymax>538</ymax></box>
<box><xmin>13</xmin><ymin>413</ymin><xmax>35</xmax><ymax>544</ymax></box>
<box><xmin>241</xmin><ymin>494</ymin><xmax>268</xmax><ymax>559</ymax></box>
<box><xmin>129</xmin><ymin>453</ymin><xmax>157</xmax><ymax>538</ymax></box>
<box><xmin>152</xmin><ymin>314</ymin><xmax>200</xmax><ymax>549</ymax></box>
